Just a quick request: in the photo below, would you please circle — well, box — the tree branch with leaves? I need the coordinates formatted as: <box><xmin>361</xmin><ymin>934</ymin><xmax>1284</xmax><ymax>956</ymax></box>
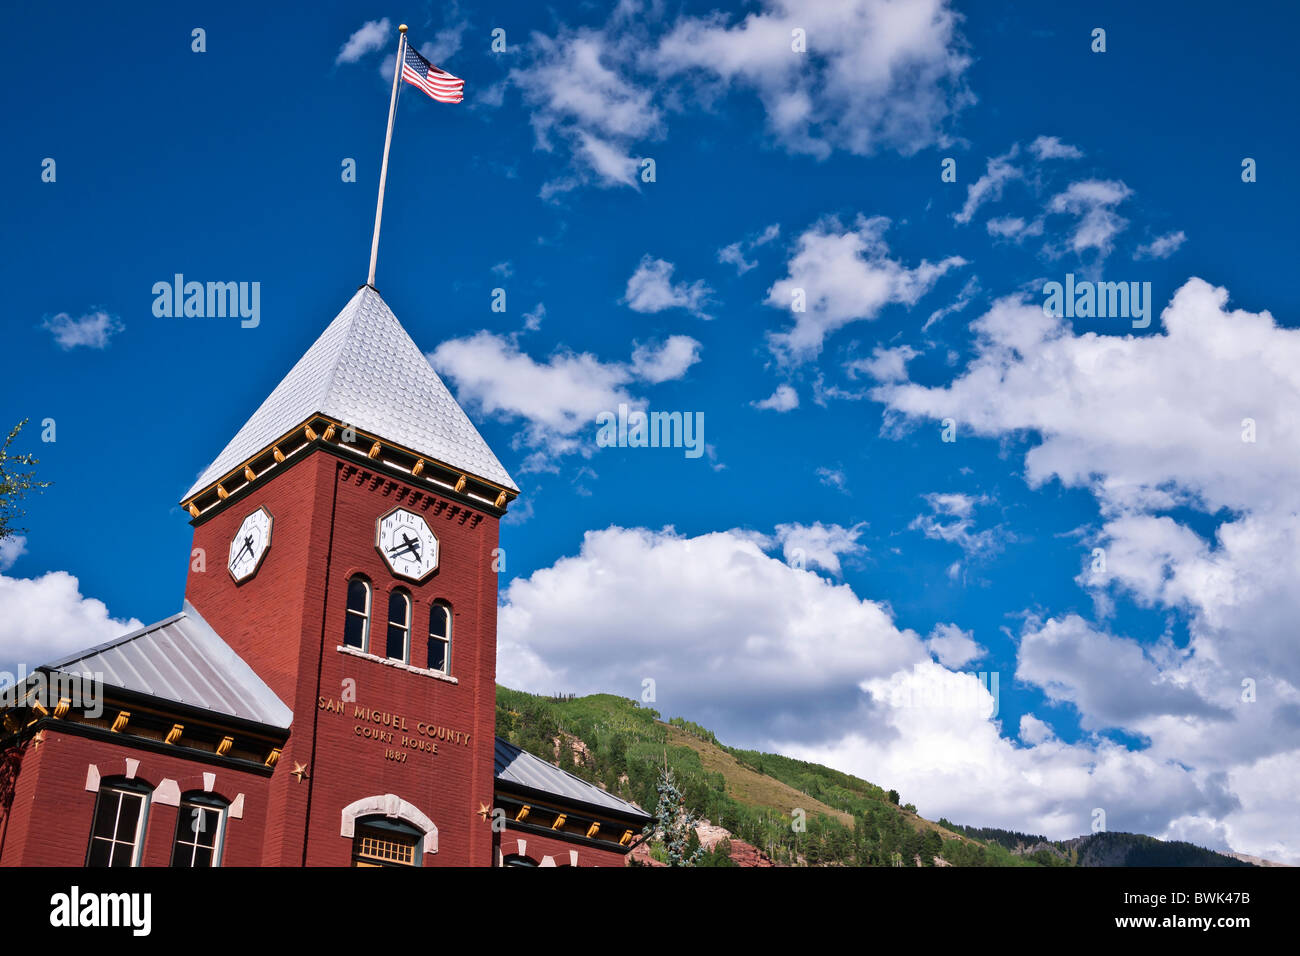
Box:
<box><xmin>0</xmin><ymin>419</ymin><xmax>51</xmax><ymax>541</ymax></box>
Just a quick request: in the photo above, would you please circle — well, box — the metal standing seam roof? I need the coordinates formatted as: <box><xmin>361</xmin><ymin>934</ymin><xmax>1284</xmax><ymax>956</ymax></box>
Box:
<box><xmin>42</xmin><ymin>601</ymin><xmax>293</xmax><ymax>729</ymax></box>
<box><xmin>494</xmin><ymin>737</ymin><xmax>650</xmax><ymax>821</ymax></box>
<box><xmin>183</xmin><ymin>285</ymin><xmax>518</xmax><ymax>501</ymax></box>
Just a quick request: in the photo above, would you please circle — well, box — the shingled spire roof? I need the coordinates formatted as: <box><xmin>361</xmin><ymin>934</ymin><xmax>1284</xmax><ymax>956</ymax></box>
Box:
<box><xmin>184</xmin><ymin>286</ymin><xmax>516</xmax><ymax>501</ymax></box>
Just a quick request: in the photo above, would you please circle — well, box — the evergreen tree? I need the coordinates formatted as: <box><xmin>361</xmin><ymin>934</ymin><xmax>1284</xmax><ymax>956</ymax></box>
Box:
<box><xmin>922</xmin><ymin>829</ymin><xmax>944</xmax><ymax>865</ymax></box>
<box><xmin>643</xmin><ymin>767</ymin><xmax>706</xmax><ymax>866</ymax></box>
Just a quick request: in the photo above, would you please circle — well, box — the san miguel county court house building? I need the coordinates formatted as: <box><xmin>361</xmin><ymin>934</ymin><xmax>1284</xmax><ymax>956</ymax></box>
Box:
<box><xmin>0</xmin><ymin>286</ymin><xmax>650</xmax><ymax>868</ymax></box>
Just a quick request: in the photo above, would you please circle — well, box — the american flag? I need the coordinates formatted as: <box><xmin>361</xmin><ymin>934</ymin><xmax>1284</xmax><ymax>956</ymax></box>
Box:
<box><xmin>401</xmin><ymin>43</ymin><xmax>464</xmax><ymax>104</ymax></box>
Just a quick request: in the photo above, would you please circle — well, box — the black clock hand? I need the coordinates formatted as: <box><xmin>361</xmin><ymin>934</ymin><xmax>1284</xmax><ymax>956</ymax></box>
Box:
<box><xmin>235</xmin><ymin>536</ymin><xmax>254</xmax><ymax>562</ymax></box>
<box><xmin>402</xmin><ymin>533</ymin><xmax>421</xmax><ymax>560</ymax></box>
<box><xmin>387</xmin><ymin>534</ymin><xmax>422</xmax><ymax>561</ymax></box>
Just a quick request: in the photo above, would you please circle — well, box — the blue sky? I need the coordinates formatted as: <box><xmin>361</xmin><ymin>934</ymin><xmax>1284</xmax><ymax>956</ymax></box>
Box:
<box><xmin>3</xmin><ymin>0</ymin><xmax>1299</xmax><ymax>860</ymax></box>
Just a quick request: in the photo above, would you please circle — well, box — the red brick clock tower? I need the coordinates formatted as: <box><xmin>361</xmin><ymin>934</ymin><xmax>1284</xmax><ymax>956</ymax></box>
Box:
<box><xmin>180</xmin><ymin>284</ymin><xmax>518</xmax><ymax>867</ymax></box>
<box><xmin>0</xmin><ymin>282</ymin><xmax>648</xmax><ymax>869</ymax></box>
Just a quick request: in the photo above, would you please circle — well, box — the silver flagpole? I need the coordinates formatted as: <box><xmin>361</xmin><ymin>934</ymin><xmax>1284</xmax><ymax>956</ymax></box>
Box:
<box><xmin>367</xmin><ymin>24</ymin><xmax>407</xmax><ymax>289</ymax></box>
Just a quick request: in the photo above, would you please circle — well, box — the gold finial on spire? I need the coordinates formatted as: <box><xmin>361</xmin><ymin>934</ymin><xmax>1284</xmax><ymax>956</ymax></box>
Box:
<box><xmin>399</xmin><ymin>24</ymin><xmax>408</xmax><ymax>34</ymax></box>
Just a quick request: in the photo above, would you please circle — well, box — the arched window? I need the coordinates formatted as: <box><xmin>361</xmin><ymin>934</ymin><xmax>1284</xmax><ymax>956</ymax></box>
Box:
<box><xmin>352</xmin><ymin>817</ymin><xmax>424</xmax><ymax>867</ymax></box>
<box><xmin>428</xmin><ymin>603</ymin><xmax>451</xmax><ymax>674</ymax></box>
<box><xmin>340</xmin><ymin>793</ymin><xmax>438</xmax><ymax>858</ymax></box>
<box><xmin>86</xmin><ymin>779</ymin><xmax>151</xmax><ymax>867</ymax></box>
<box><xmin>171</xmin><ymin>793</ymin><xmax>228</xmax><ymax>868</ymax></box>
<box><xmin>344</xmin><ymin>576</ymin><xmax>371</xmax><ymax>652</ymax></box>
<box><xmin>386</xmin><ymin>590</ymin><xmax>411</xmax><ymax>663</ymax></box>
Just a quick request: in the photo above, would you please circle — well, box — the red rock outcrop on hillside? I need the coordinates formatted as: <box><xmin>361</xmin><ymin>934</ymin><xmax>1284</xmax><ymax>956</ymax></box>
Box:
<box><xmin>629</xmin><ymin>821</ymin><xmax>776</xmax><ymax>867</ymax></box>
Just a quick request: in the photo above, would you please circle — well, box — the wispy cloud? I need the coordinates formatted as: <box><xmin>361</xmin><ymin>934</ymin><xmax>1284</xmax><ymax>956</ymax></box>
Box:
<box><xmin>512</xmin><ymin>27</ymin><xmax>662</xmax><ymax>195</ymax></box>
<box><xmin>336</xmin><ymin>18</ymin><xmax>391</xmax><ymax>65</ymax></box>
<box><xmin>718</xmin><ymin>223</ymin><xmax>780</xmax><ymax>276</ymax></box>
<box><xmin>910</xmin><ymin>492</ymin><xmax>1002</xmax><ymax>556</ymax></box>
<box><xmin>41</xmin><ymin>310</ymin><xmax>123</xmax><ymax>350</ymax></box>
<box><xmin>655</xmin><ymin>0</ymin><xmax>974</xmax><ymax>159</ymax></box>
<box><xmin>0</xmin><ymin>536</ymin><xmax>27</xmax><ymax>573</ymax></box>
<box><xmin>985</xmin><ymin>215</ymin><xmax>1044</xmax><ymax>242</ymax></box>
<box><xmin>817</xmin><ymin>466</ymin><xmax>849</xmax><ymax>493</ymax></box>
<box><xmin>508</xmin><ymin>0</ymin><xmax>975</xmax><ymax>194</ymax></box>
<box><xmin>1135</xmin><ymin>230</ymin><xmax>1187</xmax><ymax>260</ymax></box>
<box><xmin>1046</xmin><ymin>178</ymin><xmax>1133</xmax><ymax>259</ymax></box>
<box><xmin>954</xmin><ymin>146</ymin><xmax>1021</xmax><ymax>224</ymax></box>
<box><xmin>1029</xmin><ymin>135</ymin><xmax>1083</xmax><ymax>161</ymax></box>
<box><xmin>923</xmin><ymin>274</ymin><xmax>981</xmax><ymax>331</ymax></box>
<box><xmin>845</xmin><ymin>345</ymin><xmax>919</xmax><ymax>383</ymax></box>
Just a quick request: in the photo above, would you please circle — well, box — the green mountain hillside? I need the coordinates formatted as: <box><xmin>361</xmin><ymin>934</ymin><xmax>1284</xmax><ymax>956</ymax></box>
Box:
<box><xmin>495</xmin><ymin>687</ymin><xmax>1254</xmax><ymax>867</ymax></box>
<box><xmin>945</xmin><ymin>825</ymin><xmax>1253</xmax><ymax>867</ymax></box>
<box><xmin>498</xmin><ymin>687</ymin><xmax>1030</xmax><ymax>865</ymax></box>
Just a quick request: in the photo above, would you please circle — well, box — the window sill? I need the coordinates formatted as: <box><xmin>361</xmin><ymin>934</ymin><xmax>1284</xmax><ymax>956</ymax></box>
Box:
<box><xmin>336</xmin><ymin>645</ymin><xmax>458</xmax><ymax>684</ymax></box>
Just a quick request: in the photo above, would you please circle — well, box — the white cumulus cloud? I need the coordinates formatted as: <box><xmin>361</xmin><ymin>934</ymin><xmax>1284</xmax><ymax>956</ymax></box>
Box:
<box><xmin>926</xmin><ymin>622</ymin><xmax>983</xmax><ymax>667</ymax></box>
<box><xmin>0</xmin><ymin>571</ymin><xmax>142</xmax><ymax>677</ymax></box>
<box><xmin>766</xmin><ymin>215</ymin><xmax>965</xmax><ymax>364</ymax></box>
<box><xmin>752</xmin><ymin>384</ymin><xmax>799</xmax><ymax>412</ymax></box>
<box><xmin>429</xmin><ymin>330</ymin><xmax>700</xmax><ymax>467</ymax></box>
<box><xmin>772</xmin><ymin>521</ymin><xmax>868</xmax><ymax>575</ymax></box>
<box><xmin>629</xmin><ymin>335</ymin><xmax>702</xmax><ymax>383</ymax></box>
<box><xmin>623</xmin><ymin>256</ymin><xmax>714</xmax><ymax>318</ymax></box>
<box><xmin>496</xmin><ymin>524</ymin><xmax>1281</xmax><ymax>857</ymax></box>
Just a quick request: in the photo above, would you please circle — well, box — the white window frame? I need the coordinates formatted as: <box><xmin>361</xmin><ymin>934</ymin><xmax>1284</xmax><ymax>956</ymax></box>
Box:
<box><xmin>387</xmin><ymin>590</ymin><xmax>411</xmax><ymax>664</ymax></box>
<box><xmin>429</xmin><ymin>603</ymin><xmax>452</xmax><ymax>675</ymax></box>
<box><xmin>345</xmin><ymin>576</ymin><xmax>372</xmax><ymax>653</ymax></box>
<box><xmin>172</xmin><ymin>798</ymin><xmax>228</xmax><ymax>868</ymax></box>
<box><xmin>87</xmin><ymin>784</ymin><xmax>150</xmax><ymax>867</ymax></box>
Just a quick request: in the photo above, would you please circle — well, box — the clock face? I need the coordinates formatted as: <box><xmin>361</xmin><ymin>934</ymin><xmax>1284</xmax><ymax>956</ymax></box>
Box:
<box><xmin>228</xmin><ymin>507</ymin><xmax>273</xmax><ymax>583</ymax></box>
<box><xmin>376</xmin><ymin>508</ymin><xmax>439</xmax><ymax>582</ymax></box>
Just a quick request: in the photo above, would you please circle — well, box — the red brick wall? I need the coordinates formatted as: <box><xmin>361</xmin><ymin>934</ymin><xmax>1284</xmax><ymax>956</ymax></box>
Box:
<box><xmin>183</xmin><ymin>449</ymin><xmax>501</xmax><ymax>867</ymax></box>
<box><xmin>0</xmin><ymin>730</ymin><xmax>270</xmax><ymax>867</ymax></box>
<box><xmin>495</xmin><ymin>826</ymin><xmax>631</xmax><ymax>868</ymax></box>
<box><xmin>2</xmin><ymin>446</ymin><xmax>507</xmax><ymax>868</ymax></box>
